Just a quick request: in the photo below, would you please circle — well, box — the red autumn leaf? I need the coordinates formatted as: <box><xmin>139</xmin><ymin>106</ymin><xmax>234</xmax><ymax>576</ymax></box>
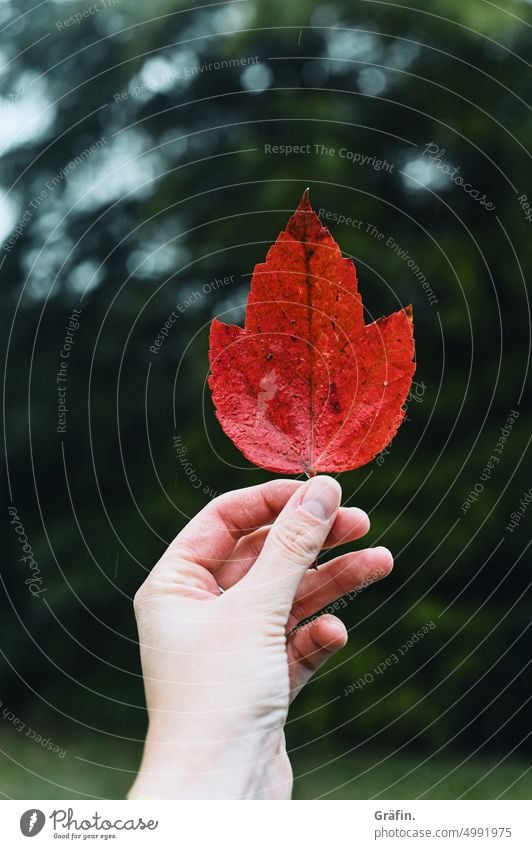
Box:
<box><xmin>208</xmin><ymin>190</ymin><xmax>415</xmax><ymax>475</ymax></box>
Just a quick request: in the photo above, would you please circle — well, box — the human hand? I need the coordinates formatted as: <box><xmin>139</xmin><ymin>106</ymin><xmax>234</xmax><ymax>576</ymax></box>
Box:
<box><xmin>128</xmin><ymin>475</ymin><xmax>393</xmax><ymax>799</ymax></box>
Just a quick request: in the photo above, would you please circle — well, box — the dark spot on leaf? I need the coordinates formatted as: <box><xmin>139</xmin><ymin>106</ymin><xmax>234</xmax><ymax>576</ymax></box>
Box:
<box><xmin>329</xmin><ymin>381</ymin><xmax>341</xmax><ymax>413</ymax></box>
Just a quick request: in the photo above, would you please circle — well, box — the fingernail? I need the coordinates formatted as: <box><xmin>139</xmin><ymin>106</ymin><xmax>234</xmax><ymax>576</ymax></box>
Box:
<box><xmin>301</xmin><ymin>476</ymin><xmax>341</xmax><ymax>521</ymax></box>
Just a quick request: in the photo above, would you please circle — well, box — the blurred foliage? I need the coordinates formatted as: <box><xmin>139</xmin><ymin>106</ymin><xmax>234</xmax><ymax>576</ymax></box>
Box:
<box><xmin>1</xmin><ymin>0</ymin><xmax>531</xmax><ymax>796</ymax></box>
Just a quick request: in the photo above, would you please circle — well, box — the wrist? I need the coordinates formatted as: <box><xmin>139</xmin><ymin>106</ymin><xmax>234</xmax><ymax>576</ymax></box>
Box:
<box><xmin>129</xmin><ymin>718</ymin><xmax>288</xmax><ymax>800</ymax></box>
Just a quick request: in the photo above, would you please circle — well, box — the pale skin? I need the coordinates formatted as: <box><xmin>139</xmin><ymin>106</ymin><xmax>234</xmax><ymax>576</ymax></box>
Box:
<box><xmin>129</xmin><ymin>475</ymin><xmax>393</xmax><ymax>800</ymax></box>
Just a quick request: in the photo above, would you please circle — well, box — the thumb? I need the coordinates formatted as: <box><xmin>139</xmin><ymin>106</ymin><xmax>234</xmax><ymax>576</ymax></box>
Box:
<box><xmin>242</xmin><ymin>475</ymin><xmax>342</xmax><ymax>617</ymax></box>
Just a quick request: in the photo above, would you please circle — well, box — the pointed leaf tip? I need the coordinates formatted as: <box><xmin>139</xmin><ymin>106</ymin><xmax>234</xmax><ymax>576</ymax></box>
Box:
<box><xmin>299</xmin><ymin>187</ymin><xmax>311</xmax><ymax>210</ymax></box>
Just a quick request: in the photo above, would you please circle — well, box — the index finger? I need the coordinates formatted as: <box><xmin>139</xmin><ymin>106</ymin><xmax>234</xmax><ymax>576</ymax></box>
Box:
<box><xmin>215</xmin><ymin>506</ymin><xmax>370</xmax><ymax>589</ymax></box>
<box><xmin>163</xmin><ymin>479</ymin><xmax>303</xmax><ymax>572</ymax></box>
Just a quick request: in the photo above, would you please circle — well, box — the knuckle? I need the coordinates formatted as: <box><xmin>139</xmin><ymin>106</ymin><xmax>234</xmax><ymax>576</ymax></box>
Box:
<box><xmin>273</xmin><ymin>514</ymin><xmax>323</xmax><ymax>562</ymax></box>
<box><xmin>290</xmin><ymin>638</ymin><xmax>316</xmax><ymax>672</ymax></box>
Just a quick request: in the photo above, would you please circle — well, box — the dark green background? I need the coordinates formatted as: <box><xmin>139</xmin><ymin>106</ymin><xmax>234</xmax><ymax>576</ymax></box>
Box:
<box><xmin>1</xmin><ymin>0</ymin><xmax>531</xmax><ymax>798</ymax></box>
